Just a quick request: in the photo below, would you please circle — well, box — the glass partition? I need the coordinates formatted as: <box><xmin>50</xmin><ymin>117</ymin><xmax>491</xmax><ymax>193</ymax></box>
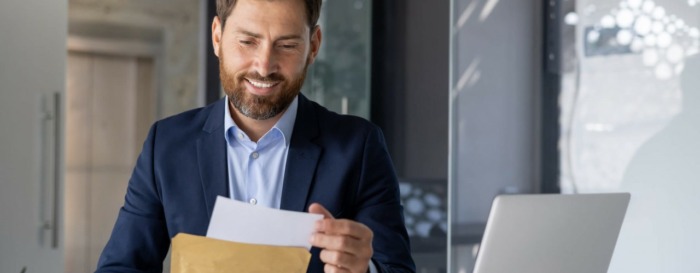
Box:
<box><xmin>556</xmin><ymin>0</ymin><xmax>700</xmax><ymax>271</ymax></box>
<box><xmin>448</xmin><ymin>0</ymin><xmax>541</xmax><ymax>272</ymax></box>
<box><xmin>302</xmin><ymin>0</ymin><xmax>372</xmax><ymax>119</ymax></box>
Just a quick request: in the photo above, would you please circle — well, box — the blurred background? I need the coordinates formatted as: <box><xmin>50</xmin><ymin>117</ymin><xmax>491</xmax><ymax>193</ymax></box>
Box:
<box><xmin>1</xmin><ymin>0</ymin><xmax>698</xmax><ymax>272</ymax></box>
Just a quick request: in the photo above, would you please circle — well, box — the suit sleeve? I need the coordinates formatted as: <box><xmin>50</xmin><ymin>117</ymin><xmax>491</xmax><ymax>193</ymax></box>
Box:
<box><xmin>95</xmin><ymin>123</ymin><xmax>170</xmax><ymax>273</ymax></box>
<box><xmin>355</xmin><ymin>126</ymin><xmax>416</xmax><ymax>273</ymax></box>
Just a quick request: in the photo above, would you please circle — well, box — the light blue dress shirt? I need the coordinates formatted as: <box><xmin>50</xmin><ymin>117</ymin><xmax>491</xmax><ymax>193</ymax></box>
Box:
<box><xmin>223</xmin><ymin>96</ymin><xmax>378</xmax><ymax>273</ymax></box>
<box><xmin>224</xmin><ymin>96</ymin><xmax>298</xmax><ymax>209</ymax></box>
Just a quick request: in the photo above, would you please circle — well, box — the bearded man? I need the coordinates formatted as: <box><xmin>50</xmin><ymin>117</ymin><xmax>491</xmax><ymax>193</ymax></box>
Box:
<box><xmin>95</xmin><ymin>0</ymin><xmax>415</xmax><ymax>272</ymax></box>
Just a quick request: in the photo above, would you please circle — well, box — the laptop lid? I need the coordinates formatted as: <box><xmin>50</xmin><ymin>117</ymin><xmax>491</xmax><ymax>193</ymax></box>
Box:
<box><xmin>473</xmin><ymin>193</ymin><xmax>630</xmax><ymax>273</ymax></box>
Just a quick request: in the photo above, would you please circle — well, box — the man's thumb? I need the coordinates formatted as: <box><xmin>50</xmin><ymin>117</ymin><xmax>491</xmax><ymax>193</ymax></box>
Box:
<box><xmin>308</xmin><ymin>203</ymin><xmax>334</xmax><ymax>219</ymax></box>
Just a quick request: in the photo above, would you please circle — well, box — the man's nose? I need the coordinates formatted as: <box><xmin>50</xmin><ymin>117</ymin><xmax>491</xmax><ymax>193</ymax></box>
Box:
<box><xmin>253</xmin><ymin>45</ymin><xmax>278</xmax><ymax>77</ymax></box>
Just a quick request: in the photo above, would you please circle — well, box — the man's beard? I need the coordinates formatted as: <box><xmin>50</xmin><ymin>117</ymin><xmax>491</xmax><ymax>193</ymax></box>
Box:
<box><xmin>220</xmin><ymin>53</ymin><xmax>308</xmax><ymax>120</ymax></box>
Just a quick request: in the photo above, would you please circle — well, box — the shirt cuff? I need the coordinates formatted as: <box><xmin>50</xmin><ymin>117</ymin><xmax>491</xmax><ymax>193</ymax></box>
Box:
<box><xmin>368</xmin><ymin>259</ymin><xmax>379</xmax><ymax>273</ymax></box>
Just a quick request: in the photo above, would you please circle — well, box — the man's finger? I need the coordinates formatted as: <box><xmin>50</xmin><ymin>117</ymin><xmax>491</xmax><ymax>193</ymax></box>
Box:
<box><xmin>311</xmin><ymin>233</ymin><xmax>364</xmax><ymax>253</ymax></box>
<box><xmin>317</xmin><ymin>219</ymin><xmax>373</xmax><ymax>240</ymax></box>
<box><xmin>319</xmin><ymin>249</ymin><xmax>357</xmax><ymax>269</ymax></box>
<box><xmin>308</xmin><ymin>203</ymin><xmax>335</xmax><ymax>219</ymax></box>
<box><xmin>323</xmin><ymin>263</ymin><xmax>351</xmax><ymax>273</ymax></box>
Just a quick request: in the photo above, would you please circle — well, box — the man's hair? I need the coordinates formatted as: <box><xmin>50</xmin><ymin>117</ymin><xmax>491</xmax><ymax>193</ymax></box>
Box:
<box><xmin>216</xmin><ymin>0</ymin><xmax>322</xmax><ymax>30</ymax></box>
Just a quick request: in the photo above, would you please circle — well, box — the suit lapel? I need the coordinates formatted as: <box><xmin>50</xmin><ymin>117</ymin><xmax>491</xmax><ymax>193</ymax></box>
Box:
<box><xmin>281</xmin><ymin>95</ymin><xmax>321</xmax><ymax>212</ymax></box>
<box><xmin>197</xmin><ymin>99</ymin><xmax>229</xmax><ymax>219</ymax></box>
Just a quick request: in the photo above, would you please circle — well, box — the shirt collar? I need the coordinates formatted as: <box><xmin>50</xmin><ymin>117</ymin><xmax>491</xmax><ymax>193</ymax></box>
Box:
<box><xmin>274</xmin><ymin>96</ymin><xmax>298</xmax><ymax>145</ymax></box>
<box><xmin>224</xmin><ymin>95</ymin><xmax>298</xmax><ymax>146</ymax></box>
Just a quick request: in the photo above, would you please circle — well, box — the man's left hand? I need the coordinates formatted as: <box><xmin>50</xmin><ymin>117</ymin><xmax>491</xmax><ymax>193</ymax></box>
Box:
<box><xmin>309</xmin><ymin>203</ymin><xmax>373</xmax><ymax>273</ymax></box>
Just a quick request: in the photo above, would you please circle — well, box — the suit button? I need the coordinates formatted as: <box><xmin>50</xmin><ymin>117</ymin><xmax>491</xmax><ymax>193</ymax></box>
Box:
<box><xmin>249</xmin><ymin>198</ymin><xmax>257</xmax><ymax>205</ymax></box>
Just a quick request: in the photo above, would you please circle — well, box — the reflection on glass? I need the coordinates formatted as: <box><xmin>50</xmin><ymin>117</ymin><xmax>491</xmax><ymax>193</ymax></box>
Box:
<box><xmin>400</xmin><ymin>181</ymin><xmax>448</xmax><ymax>239</ymax></box>
<box><xmin>399</xmin><ymin>178</ymin><xmax>448</xmax><ymax>273</ymax></box>
<box><xmin>560</xmin><ymin>0</ymin><xmax>699</xmax><ymax>271</ymax></box>
<box><xmin>449</xmin><ymin>0</ymin><xmax>540</xmax><ymax>272</ymax></box>
<box><xmin>302</xmin><ymin>0</ymin><xmax>371</xmax><ymax>119</ymax></box>
<box><xmin>560</xmin><ymin>0</ymin><xmax>698</xmax><ymax>194</ymax></box>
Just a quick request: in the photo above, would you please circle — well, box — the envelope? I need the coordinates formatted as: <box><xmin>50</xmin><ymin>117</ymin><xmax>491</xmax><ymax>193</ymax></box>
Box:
<box><xmin>171</xmin><ymin>233</ymin><xmax>311</xmax><ymax>273</ymax></box>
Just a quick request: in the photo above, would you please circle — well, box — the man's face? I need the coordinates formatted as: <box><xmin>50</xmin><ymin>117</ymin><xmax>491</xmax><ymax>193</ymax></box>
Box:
<box><xmin>213</xmin><ymin>0</ymin><xmax>321</xmax><ymax>120</ymax></box>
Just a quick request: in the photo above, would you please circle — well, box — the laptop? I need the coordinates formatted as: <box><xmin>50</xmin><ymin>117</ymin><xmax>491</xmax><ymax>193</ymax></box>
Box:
<box><xmin>473</xmin><ymin>193</ymin><xmax>630</xmax><ymax>273</ymax></box>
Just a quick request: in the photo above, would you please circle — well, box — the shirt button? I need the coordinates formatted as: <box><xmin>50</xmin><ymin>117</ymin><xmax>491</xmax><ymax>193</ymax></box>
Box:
<box><xmin>249</xmin><ymin>198</ymin><xmax>257</xmax><ymax>205</ymax></box>
<box><xmin>238</xmin><ymin>132</ymin><xmax>244</xmax><ymax>139</ymax></box>
<box><xmin>251</xmin><ymin>152</ymin><xmax>259</xmax><ymax>159</ymax></box>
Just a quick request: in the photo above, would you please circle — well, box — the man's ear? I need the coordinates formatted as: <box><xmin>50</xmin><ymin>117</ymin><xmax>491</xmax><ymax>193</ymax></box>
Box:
<box><xmin>212</xmin><ymin>16</ymin><xmax>223</xmax><ymax>58</ymax></box>
<box><xmin>307</xmin><ymin>26</ymin><xmax>322</xmax><ymax>65</ymax></box>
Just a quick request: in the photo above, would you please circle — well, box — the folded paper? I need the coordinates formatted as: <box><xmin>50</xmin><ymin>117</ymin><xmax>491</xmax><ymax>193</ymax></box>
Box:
<box><xmin>206</xmin><ymin>196</ymin><xmax>323</xmax><ymax>249</ymax></box>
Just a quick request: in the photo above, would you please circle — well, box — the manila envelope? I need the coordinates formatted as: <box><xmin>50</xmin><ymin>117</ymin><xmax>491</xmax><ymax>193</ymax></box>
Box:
<box><xmin>171</xmin><ymin>233</ymin><xmax>311</xmax><ymax>273</ymax></box>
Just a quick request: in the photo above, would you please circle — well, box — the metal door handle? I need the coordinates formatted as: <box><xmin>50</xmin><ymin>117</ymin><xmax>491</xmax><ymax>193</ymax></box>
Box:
<box><xmin>40</xmin><ymin>92</ymin><xmax>61</xmax><ymax>249</ymax></box>
<box><xmin>51</xmin><ymin>92</ymin><xmax>61</xmax><ymax>249</ymax></box>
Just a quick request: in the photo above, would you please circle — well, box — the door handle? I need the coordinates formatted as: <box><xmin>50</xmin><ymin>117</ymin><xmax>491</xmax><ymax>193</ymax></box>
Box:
<box><xmin>40</xmin><ymin>92</ymin><xmax>61</xmax><ymax>249</ymax></box>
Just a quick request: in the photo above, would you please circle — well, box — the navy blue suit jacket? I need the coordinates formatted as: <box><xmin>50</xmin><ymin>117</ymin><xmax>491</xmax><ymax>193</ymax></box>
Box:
<box><xmin>95</xmin><ymin>95</ymin><xmax>415</xmax><ymax>273</ymax></box>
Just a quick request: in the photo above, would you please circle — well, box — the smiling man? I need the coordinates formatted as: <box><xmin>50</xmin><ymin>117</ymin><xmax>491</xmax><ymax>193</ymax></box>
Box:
<box><xmin>94</xmin><ymin>0</ymin><xmax>414</xmax><ymax>273</ymax></box>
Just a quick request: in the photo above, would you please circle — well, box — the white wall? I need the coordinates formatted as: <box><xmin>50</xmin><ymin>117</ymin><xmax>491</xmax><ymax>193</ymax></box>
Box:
<box><xmin>0</xmin><ymin>0</ymin><xmax>67</xmax><ymax>272</ymax></box>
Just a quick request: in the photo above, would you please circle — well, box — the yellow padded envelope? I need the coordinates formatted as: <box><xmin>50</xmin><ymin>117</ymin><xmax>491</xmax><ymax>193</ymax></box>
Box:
<box><xmin>171</xmin><ymin>233</ymin><xmax>311</xmax><ymax>273</ymax></box>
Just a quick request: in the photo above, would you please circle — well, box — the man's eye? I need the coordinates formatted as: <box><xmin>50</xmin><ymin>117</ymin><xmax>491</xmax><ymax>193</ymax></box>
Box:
<box><xmin>280</xmin><ymin>44</ymin><xmax>298</xmax><ymax>49</ymax></box>
<box><xmin>239</xmin><ymin>40</ymin><xmax>254</xmax><ymax>45</ymax></box>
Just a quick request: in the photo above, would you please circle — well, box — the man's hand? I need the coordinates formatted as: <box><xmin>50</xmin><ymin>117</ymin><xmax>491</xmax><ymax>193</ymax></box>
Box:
<box><xmin>309</xmin><ymin>203</ymin><xmax>374</xmax><ymax>273</ymax></box>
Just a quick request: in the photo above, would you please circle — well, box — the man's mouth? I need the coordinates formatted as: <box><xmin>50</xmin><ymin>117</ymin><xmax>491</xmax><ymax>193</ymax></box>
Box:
<box><xmin>245</xmin><ymin>78</ymin><xmax>280</xmax><ymax>89</ymax></box>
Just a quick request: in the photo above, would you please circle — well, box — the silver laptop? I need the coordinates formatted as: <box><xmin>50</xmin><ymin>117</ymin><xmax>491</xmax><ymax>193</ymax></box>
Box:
<box><xmin>473</xmin><ymin>193</ymin><xmax>630</xmax><ymax>273</ymax></box>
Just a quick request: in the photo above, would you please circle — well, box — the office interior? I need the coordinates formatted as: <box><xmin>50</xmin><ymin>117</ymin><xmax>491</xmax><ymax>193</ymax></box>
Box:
<box><xmin>1</xmin><ymin>0</ymin><xmax>698</xmax><ymax>272</ymax></box>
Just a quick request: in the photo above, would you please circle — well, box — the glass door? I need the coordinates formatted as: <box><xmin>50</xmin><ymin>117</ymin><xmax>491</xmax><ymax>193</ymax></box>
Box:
<box><xmin>556</xmin><ymin>0</ymin><xmax>700</xmax><ymax>271</ymax></box>
<box><xmin>448</xmin><ymin>0</ymin><xmax>542</xmax><ymax>272</ymax></box>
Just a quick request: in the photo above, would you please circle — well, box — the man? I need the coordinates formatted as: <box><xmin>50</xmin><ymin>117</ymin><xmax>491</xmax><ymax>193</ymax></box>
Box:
<box><xmin>95</xmin><ymin>0</ymin><xmax>415</xmax><ymax>272</ymax></box>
